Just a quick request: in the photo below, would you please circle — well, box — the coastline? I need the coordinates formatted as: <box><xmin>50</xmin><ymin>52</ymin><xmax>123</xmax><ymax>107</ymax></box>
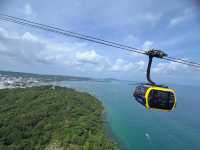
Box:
<box><xmin>103</xmin><ymin>109</ymin><xmax>128</xmax><ymax>150</ymax></box>
<box><xmin>0</xmin><ymin>85</ymin><xmax>119</xmax><ymax>149</ymax></box>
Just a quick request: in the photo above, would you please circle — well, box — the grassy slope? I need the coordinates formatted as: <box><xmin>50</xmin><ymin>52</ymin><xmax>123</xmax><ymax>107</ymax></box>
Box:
<box><xmin>0</xmin><ymin>86</ymin><xmax>118</xmax><ymax>150</ymax></box>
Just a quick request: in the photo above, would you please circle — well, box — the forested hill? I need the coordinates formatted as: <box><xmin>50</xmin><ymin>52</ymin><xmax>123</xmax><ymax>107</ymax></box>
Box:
<box><xmin>0</xmin><ymin>86</ymin><xmax>118</xmax><ymax>150</ymax></box>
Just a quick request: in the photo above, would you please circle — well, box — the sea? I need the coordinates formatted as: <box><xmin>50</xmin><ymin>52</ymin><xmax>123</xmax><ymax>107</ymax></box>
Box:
<box><xmin>56</xmin><ymin>80</ymin><xmax>200</xmax><ymax>150</ymax></box>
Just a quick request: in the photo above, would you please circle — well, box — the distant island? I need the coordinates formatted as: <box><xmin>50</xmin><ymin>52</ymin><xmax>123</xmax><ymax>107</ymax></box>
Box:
<box><xmin>0</xmin><ymin>70</ymin><xmax>93</xmax><ymax>88</ymax></box>
<box><xmin>0</xmin><ymin>86</ymin><xmax>118</xmax><ymax>149</ymax></box>
<box><xmin>0</xmin><ymin>70</ymin><xmax>130</xmax><ymax>89</ymax></box>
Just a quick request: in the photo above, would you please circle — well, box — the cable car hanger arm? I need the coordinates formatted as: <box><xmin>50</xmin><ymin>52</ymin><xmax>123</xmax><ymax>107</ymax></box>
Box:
<box><xmin>145</xmin><ymin>50</ymin><xmax>167</xmax><ymax>85</ymax></box>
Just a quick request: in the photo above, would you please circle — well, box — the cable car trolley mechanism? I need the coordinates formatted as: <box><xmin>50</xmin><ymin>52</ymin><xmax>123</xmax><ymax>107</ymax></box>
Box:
<box><xmin>133</xmin><ymin>50</ymin><xmax>176</xmax><ymax>111</ymax></box>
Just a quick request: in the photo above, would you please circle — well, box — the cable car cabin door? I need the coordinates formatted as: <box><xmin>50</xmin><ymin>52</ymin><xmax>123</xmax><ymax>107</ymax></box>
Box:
<box><xmin>145</xmin><ymin>87</ymin><xmax>176</xmax><ymax>111</ymax></box>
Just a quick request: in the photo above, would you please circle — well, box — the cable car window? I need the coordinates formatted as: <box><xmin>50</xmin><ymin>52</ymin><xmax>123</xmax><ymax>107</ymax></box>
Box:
<box><xmin>148</xmin><ymin>90</ymin><xmax>175</xmax><ymax>110</ymax></box>
<box><xmin>134</xmin><ymin>86</ymin><xmax>148</xmax><ymax>106</ymax></box>
<box><xmin>138</xmin><ymin>86</ymin><xmax>147</xmax><ymax>97</ymax></box>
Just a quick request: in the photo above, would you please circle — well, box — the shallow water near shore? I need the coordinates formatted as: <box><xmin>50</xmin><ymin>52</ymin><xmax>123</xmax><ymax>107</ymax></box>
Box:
<box><xmin>57</xmin><ymin>80</ymin><xmax>200</xmax><ymax>150</ymax></box>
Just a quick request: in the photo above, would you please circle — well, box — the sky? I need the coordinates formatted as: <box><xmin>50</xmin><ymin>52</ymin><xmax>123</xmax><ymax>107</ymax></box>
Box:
<box><xmin>0</xmin><ymin>0</ymin><xmax>200</xmax><ymax>85</ymax></box>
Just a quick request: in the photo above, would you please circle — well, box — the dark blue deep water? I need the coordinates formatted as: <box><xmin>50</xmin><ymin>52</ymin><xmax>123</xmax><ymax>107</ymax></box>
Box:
<box><xmin>58</xmin><ymin>81</ymin><xmax>200</xmax><ymax>150</ymax></box>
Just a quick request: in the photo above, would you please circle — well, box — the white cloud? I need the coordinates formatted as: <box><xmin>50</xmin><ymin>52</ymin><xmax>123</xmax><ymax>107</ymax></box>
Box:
<box><xmin>136</xmin><ymin>60</ymin><xmax>146</xmax><ymax>70</ymax></box>
<box><xmin>153</xmin><ymin>61</ymin><xmax>188</xmax><ymax>74</ymax></box>
<box><xmin>122</xmin><ymin>35</ymin><xmax>146</xmax><ymax>58</ymax></box>
<box><xmin>2</xmin><ymin>27</ymin><xmax>197</xmax><ymax>77</ymax></box>
<box><xmin>142</xmin><ymin>40</ymin><xmax>154</xmax><ymax>50</ymax></box>
<box><xmin>110</xmin><ymin>59</ymin><xmax>145</xmax><ymax>72</ymax></box>
<box><xmin>169</xmin><ymin>17</ymin><xmax>184</xmax><ymax>27</ymax></box>
<box><xmin>76</xmin><ymin>50</ymin><xmax>103</xmax><ymax>65</ymax></box>
<box><xmin>0</xmin><ymin>27</ymin><xmax>8</xmax><ymax>37</ymax></box>
<box><xmin>169</xmin><ymin>8</ymin><xmax>195</xmax><ymax>27</ymax></box>
<box><xmin>22</xmin><ymin>32</ymin><xmax>39</xmax><ymax>42</ymax></box>
<box><xmin>24</xmin><ymin>4</ymin><xmax>33</xmax><ymax>16</ymax></box>
<box><xmin>0</xmin><ymin>27</ymin><xmax>147</xmax><ymax>73</ymax></box>
<box><xmin>75</xmin><ymin>50</ymin><xmax>110</xmax><ymax>71</ymax></box>
<box><xmin>143</xmin><ymin>13</ymin><xmax>162</xmax><ymax>26</ymax></box>
<box><xmin>123</xmin><ymin>34</ymin><xmax>139</xmax><ymax>45</ymax></box>
<box><xmin>0</xmin><ymin>27</ymin><xmax>197</xmax><ymax>79</ymax></box>
<box><xmin>0</xmin><ymin>42</ymin><xmax>6</xmax><ymax>51</ymax></box>
<box><xmin>110</xmin><ymin>59</ymin><xmax>131</xmax><ymax>72</ymax></box>
<box><xmin>0</xmin><ymin>28</ymin><xmax>68</xmax><ymax>65</ymax></box>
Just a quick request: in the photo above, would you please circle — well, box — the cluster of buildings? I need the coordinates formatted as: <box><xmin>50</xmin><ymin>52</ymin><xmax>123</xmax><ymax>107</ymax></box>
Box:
<box><xmin>0</xmin><ymin>74</ymin><xmax>41</xmax><ymax>89</ymax></box>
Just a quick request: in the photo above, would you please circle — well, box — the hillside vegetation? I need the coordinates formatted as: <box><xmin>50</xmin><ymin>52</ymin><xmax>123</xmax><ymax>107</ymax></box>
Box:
<box><xmin>0</xmin><ymin>86</ymin><xmax>118</xmax><ymax>150</ymax></box>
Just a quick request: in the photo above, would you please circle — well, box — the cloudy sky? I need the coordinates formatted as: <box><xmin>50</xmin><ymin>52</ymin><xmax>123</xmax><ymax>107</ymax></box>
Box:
<box><xmin>0</xmin><ymin>0</ymin><xmax>200</xmax><ymax>85</ymax></box>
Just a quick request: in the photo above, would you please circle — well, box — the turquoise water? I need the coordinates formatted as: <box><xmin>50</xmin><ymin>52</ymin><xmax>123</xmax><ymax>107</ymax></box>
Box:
<box><xmin>57</xmin><ymin>81</ymin><xmax>200</xmax><ymax>150</ymax></box>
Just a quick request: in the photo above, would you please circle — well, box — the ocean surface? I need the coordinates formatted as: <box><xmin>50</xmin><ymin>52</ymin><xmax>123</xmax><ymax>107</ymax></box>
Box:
<box><xmin>57</xmin><ymin>80</ymin><xmax>200</xmax><ymax>150</ymax></box>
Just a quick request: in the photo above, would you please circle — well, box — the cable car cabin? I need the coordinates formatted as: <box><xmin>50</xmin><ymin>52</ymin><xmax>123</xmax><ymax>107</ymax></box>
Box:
<box><xmin>133</xmin><ymin>84</ymin><xmax>176</xmax><ymax>111</ymax></box>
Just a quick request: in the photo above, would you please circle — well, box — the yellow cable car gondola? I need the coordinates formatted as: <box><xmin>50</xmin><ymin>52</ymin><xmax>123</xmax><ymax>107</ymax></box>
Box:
<box><xmin>133</xmin><ymin>50</ymin><xmax>176</xmax><ymax>111</ymax></box>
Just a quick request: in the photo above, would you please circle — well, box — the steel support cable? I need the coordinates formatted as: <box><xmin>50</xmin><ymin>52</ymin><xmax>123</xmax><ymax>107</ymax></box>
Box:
<box><xmin>0</xmin><ymin>14</ymin><xmax>146</xmax><ymax>54</ymax></box>
<box><xmin>166</xmin><ymin>56</ymin><xmax>200</xmax><ymax>66</ymax></box>
<box><xmin>0</xmin><ymin>16</ymin><xmax>146</xmax><ymax>55</ymax></box>
<box><xmin>162</xmin><ymin>57</ymin><xmax>200</xmax><ymax>68</ymax></box>
<box><xmin>0</xmin><ymin>14</ymin><xmax>200</xmax><ymax>69</ymax></box>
